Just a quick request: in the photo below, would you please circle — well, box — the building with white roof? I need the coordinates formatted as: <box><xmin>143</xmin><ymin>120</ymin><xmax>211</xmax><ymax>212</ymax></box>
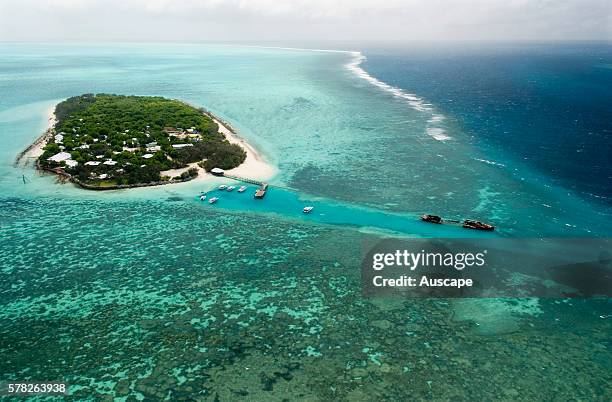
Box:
<box><xmin>103</xmin><ymin>160</ymin><xmax>118</xmax><ymax>166</ymax></box>
<box><xmin>65</xmin><ymin>160</ymin><xmax>78</xmax><ymax>168</ymax></box>
<box><xmin>47</xmin><ymin>152</ymin><xmax>72</xmax><ymax>162</ymax></box>
<box><xmin>143</xmin><ymin>154</ymin><xmax>154</xmax><ymax>159</ymax></box>
<box><xmin>172</xmin><ymin>144</ymin><xmax>194</xmax><ymax>149</ymax></box>
<box><xmin>84</xmin><ymin>161</ymin><xmax>101</xmax><ymax>166</ymax></box>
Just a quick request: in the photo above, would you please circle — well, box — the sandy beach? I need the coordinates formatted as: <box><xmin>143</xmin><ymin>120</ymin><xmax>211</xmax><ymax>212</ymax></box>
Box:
<box><xmin>211</xmin><ymin>115</ymin><xmax>277</xmax><ymax>180</ymax></box>
<box><xmin>14</xmin><ymin>105</ymin><xmax>57</xmax><ymax>167</ymax></box>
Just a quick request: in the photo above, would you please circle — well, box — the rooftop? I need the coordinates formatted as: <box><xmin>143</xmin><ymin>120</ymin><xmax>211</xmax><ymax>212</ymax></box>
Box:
<box><xmin>47</xmin><ymin>152</ymin><xmax>72</xmax><ymax>162</ymax></box>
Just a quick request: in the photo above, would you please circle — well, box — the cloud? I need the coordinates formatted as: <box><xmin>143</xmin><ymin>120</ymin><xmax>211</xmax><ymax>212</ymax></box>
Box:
<box><xmin>0</xmin><ymin>0</ymin><xmax>610</xmax><ymax>41</ymax></box>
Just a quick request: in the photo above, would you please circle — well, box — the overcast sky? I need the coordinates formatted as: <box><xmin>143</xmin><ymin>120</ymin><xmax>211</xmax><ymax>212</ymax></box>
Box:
<box><xmin>0</xmin><ymin>0</ymin><xmax>610</xmax><ymax>42</ymax></box>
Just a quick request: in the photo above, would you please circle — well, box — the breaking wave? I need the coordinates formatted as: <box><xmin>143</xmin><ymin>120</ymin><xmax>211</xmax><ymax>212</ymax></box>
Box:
<box><xmin>248</xmin><ymin>46</ymin><xmax>452</xmax><ymax>142</ymax></box>
<box><xmin>346</xmin><ymin>52</ymin><xmax>452</xmax><ymax>142</ymax></box>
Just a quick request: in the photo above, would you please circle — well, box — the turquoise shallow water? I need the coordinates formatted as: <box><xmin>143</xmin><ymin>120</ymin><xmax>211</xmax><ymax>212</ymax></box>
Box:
<box><xmin>1</xmin><ymin>43</ymin><xmax>611</xmax><ymax>400</ymax></box>
<box><xmin>193</xmin><ymin>185</ymin><xmax>495</xmax><ymax>239</ymax></box>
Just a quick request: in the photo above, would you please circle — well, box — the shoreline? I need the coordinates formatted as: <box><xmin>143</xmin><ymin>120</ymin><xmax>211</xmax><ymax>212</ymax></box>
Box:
<box><xmin>204</xmin><ymin>110</ymin><xmax>277</xmax><ymax>180</ymax></box>
<box><xmin>19</xmin><ymin>101</ymin><xmax>277</xmax><ymax>191</ymax></box>
<box><xmin>14</xmin><ymin>105</ymin><xmax>57</xmax><ymax>167</ymax></box>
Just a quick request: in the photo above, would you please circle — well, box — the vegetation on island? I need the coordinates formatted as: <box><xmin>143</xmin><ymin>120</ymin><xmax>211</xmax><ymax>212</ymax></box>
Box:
<box><xmin>39</xmin><ymin>94</ymin><xmax>246</xmax><ymax>187</ymax></box>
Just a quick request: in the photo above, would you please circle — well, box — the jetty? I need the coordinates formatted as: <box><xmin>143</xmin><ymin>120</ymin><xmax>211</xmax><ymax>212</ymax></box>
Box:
<box><xmin>223</xmin><ymin>173</ymin><xmax>264</xmax><ymax>186</ymax></box>
<box><xmin>211</xmin><ymin>168</ymin><xmax>269</xmax><ymax>198</ymax></box>
<box><xmin>225</xmin><ymin>175</ymin><xmax>267</xmax><ymax>198</ymax></box>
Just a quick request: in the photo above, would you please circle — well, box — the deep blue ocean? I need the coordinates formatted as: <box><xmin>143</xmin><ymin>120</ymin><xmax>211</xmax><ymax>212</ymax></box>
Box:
<box><xmin>363</xmin><ymin>42</ymin><xmax>612</xmax><ymax>206</ymax></box>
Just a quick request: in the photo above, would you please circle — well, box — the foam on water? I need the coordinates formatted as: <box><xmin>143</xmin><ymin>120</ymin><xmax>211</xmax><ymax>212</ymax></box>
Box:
<box><xmin>426</xmin><ymin>127</ymin><xmax>452</xmax><ymax>141</ymax></box>
<box><xmin>474</xmin><ymin>158</ymin><xmax>506</xmax><ymax>167</ymax></box>
<box><xmin>345</xmin><ymin>52</ymin><xmax>452</xmax><ymax>141</ymax></box>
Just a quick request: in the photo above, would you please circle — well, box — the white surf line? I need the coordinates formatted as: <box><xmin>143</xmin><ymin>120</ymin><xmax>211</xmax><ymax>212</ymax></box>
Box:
<box><xmin>242</xmin><ymin>44</ymin><xmax>357</xmax><ymax>54</ymax></box>
<box><xmin>345</xmin><ymin>51</ymin><xmax>451</xmax><ymax>142</ymax></box>
<box><xmin>245</xmin><ymin>44</ymin><xmax>451</xmax><ymax>142</ymax></box>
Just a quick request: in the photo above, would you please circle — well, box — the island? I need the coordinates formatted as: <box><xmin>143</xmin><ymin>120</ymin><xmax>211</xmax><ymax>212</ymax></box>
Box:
<box><xmin>34</xmin><ymin>94</ymin><xmax>251</xmax><ymax>189</ymax></box>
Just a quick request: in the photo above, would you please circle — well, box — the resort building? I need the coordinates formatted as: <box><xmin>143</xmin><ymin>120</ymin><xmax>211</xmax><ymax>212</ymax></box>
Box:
<box><xmin>211</xmin><ymin>167</ymin><xmax>225</xmax><ymax>176</ymax></box>
<box><xmin>47</xmin><ymin>151</ymin><xmax>72</xmax><ymax>162</ymax></box>
<box><xmin>164</xmin><ymin>127</ymin><xmax>184</xmax><ymax>137</ymax></box>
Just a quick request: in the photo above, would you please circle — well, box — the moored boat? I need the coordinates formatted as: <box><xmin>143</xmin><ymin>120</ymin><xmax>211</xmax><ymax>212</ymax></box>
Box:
<box><xmin>218</xmin><ymin>185</ymin><xmax>227</xmax><ymax>190</ymax></box>
<box><xmin>421</xmin><ymin>214</ymin><xmax>443</xmax><ymax>224</ymax></box>
<box><xmin>303</xmin><ymin>206</ymin><xmax>314</xmax><ymax>214</ymax></box>
<box><xmin>199</xmin><ymin>194</ymin><xmax>206</xmax><ymax>201</ymax></box>
<box><xmin>462</xmin><ymin>219</ymin><xmax>495</xmax><ymax>231</ymax></box>
<box><xmin>227</xmin><ymin>186</ymin><xmax>235</xmax><ymax>191</ymax></box>
<box><xmin>254</xmin><ymin>183</ymin><xmax>268</xmax><ymax>199</ymax></box>
<box><xmin>238</xmin><ymin>186</ymin><xmax>247</xmax><ymax>193</ymax></box>
<box><xmin>209</xmin><ymin>197</ymin><xmax>219</xmax><ymax>204</ymax></box>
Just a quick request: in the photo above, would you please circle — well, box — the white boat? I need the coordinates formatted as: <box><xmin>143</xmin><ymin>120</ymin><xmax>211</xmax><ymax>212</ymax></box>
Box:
<box><xmin>238</xmin><ymin>186</ymin><xmax>247</xmax><ymax>193</ymax></box>
<box><xmin>199</xmin><ymin>195</ymin><xmax>206</xmax><ymax>201</ymax></box>
<box><xmin>227</xmin><ymin>186</ymin><xmax>235</xmax><ymax>192</ymax></box>
<box><xmin>218</xmin><ymin>185</ymin><xmax>227</xmax><ymax>190</ymax></box>
<box><xmin>303</xmin><ymin>206</ymin><xmax>314</xmax><ymax>214</ymax></box>
<box><xmin>209</xmin><ymin>197</ymin><xmax>219</xmax><ymax>204</ymax></box>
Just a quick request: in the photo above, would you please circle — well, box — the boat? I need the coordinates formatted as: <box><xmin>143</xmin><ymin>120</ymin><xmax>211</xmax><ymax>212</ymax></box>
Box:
<box><xmin>208</xmin><ymin>197</ymin><xmax>219</xmax><ymax>204</ymax></box>
<box><xmin>227</xmin><ymin>186</ymin><xmax>235</xmax><ymax>192</ymax></box>
<box><xmin>303</xmin><ymin>206</ymin><xmax>314</xmax><ymax>214</ymax></box>
<box><xmin>462</xmin><ymin>219</ymin><xmax>495</xmax><ymax>231</ymax></box>
<box><xmin>254</xmin><ymin>183</ymin><xmax>269</xmax><ymax>199</ymax></box>
<box><xmin>421</xmin><ymin>214</ymin><xmax>443</xmax><ymax>224</ymax></box>
<box><xmin>199</xmin><ymin>194</ymin><xmax>206</xmax><ymax>201</ymax></box>
<box><xmin>218</xmin><ymin>185</ymin><xmax>227</xmax><ymax>190</ymax></box>
<box><xmin>238</xmin><ymin>186</ymin><xmax>247</xmax><ymax>193</ymax></box>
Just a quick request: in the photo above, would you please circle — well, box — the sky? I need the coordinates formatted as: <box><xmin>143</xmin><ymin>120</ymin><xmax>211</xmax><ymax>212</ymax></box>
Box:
<box><xmin>0</xmin><ymin>0</ymin><xmax>610</xmax><ymax>42</ymax></box>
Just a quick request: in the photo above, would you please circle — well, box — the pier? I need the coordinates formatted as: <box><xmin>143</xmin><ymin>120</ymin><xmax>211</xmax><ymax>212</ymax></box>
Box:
<box><xmin>216</xmin><ymin>172</ymin><xmax>270</xmax><ymax>199</ymax></box>
<box><xmin>222</xmin><ymin>173</ymin><xmax>264</xmax><ymax>186</ymax></box>
<box><xmin>212</xmin><ymin>168</ymin><xmax>295</xmax><ymax>199</ymax></box>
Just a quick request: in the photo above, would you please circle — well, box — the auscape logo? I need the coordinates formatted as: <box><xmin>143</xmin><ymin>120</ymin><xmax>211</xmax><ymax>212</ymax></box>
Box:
<box><xmin>371</xmin><ymin>274</ymin><xmax>475</xmax><ymax>289</ymax></box>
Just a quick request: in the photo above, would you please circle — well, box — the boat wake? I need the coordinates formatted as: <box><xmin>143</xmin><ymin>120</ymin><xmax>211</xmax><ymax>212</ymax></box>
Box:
<box><xmin>345</xmin><ymin>52</ymin><xmax>452</xmax><ymax>142</ymax></box>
